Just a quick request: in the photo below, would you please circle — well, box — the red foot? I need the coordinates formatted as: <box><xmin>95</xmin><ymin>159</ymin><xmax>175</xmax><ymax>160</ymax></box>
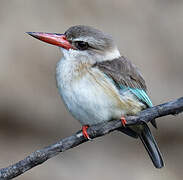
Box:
<box><xmin>121</xmin><ymin>116</ymin><xmax>127</xmax><ymax>127</ymax></box>
<box><xmin>82</xmin><ymin>125</ymin><xmax>91</xmax><ymax>140</ymax></box>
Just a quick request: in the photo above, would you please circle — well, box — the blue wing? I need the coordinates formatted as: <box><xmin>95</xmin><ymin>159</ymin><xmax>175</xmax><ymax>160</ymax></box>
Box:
<box><xmin>105</xmin><ymin>73</ymin><xmax>153</xmax><ymax>108</ymax></box>
<box><xmin>95</xmin><ymin>57</ymin><xmax>157</xmax><ymax>134</ymax></box>
<box><xmin>117</xmin><ymin>84</ymin><xmax>157</xmax><ymax>129</ymax></box>
<box><xmin>117</xmin><ymin>84</ymin><xmax>154</xmax><ymax>138</ymax></box>
<box><xmin>118</xmin><ymin>84</ymin><xmax>157</xmax><ymax>128</ymax></box>
<box><xmin>119</xmin><ymin>85</ymin><xmax>153</xmax><ymax>108</ymax></box>
<box><xmin>106</xmin><ymin>75</ymin><xmax>157</xmax><ymax>128</ymax></box>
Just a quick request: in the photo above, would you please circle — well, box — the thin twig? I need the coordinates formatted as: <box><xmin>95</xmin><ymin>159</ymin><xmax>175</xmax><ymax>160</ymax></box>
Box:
<box><xmin>0</xmin><ymin>97</ymin><xmax>183</xmax><ymax>180</ymax></box>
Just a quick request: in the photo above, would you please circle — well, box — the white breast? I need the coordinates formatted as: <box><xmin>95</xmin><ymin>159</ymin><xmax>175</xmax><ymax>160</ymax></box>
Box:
<box><xmin>56</xmin><ymin>46</ymin><xmax>145</xmax><ymax>125</ymax></box>
<box><xmin>56</xmin><ymin>57</ymin><xmax>126</xmax><ymax>125</ymax></box>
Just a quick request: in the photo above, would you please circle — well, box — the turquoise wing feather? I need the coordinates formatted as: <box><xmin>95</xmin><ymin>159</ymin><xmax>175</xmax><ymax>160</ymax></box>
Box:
<box><xmin>118</xmin><ymin>84</ymin><xmax>156</xmax><ymax>128</ymax></box>
<box><xmin>118</xmin><ymin>84</ymin><xmax>157</xmax><ymax>128</ymax></box>
<box><xmin>119</xmin><ymin>84</ymin><xmax>153</xmax><ymax>108</ymax></box>
<box><xmin>105</xmin><ymin>73</ymin><xmax>153</xmax><ymax>108</ymax></box>
<box><xmin>128</xmin><ymin>88</ymin><xmax>153</xmax><ymax>107</ymax></box>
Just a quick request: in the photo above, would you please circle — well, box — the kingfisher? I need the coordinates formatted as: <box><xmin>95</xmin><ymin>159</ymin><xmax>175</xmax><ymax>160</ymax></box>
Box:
<box><xmin>27</xmin><ymin>25</ymin><xmax>164</xmax><ymax>168</ymax></box>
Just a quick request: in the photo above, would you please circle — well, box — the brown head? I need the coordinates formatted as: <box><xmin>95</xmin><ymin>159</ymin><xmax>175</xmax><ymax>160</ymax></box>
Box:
<box><xmin>27</xmin><ymin>25</ymin><xmax>120</xmax><ymax>63</ymax></box>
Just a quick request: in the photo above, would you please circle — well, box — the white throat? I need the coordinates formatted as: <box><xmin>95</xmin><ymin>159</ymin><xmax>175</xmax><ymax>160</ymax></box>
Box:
<box><xmin>60</xmin><ymin>47</ymin><xmax>121</xmax><ymax>63</ymax></box>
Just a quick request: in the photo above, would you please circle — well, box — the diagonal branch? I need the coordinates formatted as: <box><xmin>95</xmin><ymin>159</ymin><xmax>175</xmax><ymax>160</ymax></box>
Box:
<box><xmin>0</xmin><ymin>97</ymin><xmax>183</xmax><ymax>180</ymax></box>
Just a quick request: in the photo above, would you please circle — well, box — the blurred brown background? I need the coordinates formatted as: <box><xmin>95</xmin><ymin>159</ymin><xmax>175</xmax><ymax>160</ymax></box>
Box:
<box><xmin>0</xmin><ymin>0</ymin><xmax>183</xmax><ymax>179</ymax></box>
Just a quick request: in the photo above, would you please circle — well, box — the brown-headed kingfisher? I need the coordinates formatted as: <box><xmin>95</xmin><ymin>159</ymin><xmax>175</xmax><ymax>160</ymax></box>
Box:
<box><xmin>27</xmin><ymin>25</ymin><xmax>164</xmax><ymax>168</ymax></box>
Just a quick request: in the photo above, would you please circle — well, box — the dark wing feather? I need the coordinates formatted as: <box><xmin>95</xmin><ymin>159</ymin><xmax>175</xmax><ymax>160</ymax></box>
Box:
<box><xmin>93</xmin><ymin>56</ymin><xmax>147</xmax><ymax>91</ymax></box>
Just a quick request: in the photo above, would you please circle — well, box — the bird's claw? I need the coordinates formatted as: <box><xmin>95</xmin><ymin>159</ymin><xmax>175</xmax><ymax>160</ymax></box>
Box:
<box><xmin>121</xmin><ymin>116</ymin><xmax>127</xmax><ymax>127</ymax></box>
<box><xmin>82</xmin><ymin>125</ymin><xmax>92</xmax><ymax>140</ymax></box>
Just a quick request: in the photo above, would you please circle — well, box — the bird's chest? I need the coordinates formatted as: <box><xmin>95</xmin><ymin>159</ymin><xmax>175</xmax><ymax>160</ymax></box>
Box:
<box><xmin>56</xmin><ymin>59</ymin><xmax>123</xmax><ymax>125</ymax></box>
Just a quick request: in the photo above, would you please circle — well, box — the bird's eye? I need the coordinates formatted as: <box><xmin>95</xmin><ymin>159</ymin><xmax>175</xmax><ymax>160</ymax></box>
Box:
<box><xmin>75</xmin><ymin>41</ymin><xmax>89</xmax><ymax>50</ymax></box>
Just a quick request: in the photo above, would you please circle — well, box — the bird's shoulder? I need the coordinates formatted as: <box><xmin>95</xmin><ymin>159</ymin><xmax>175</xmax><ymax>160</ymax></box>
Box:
<box><xmin>92</xmin><ymin>56</ymin><xmax>147</xmax><ymax>91</ymax></box>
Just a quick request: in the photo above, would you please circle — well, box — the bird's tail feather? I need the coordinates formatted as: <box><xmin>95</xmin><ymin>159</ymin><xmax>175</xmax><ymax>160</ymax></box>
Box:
<box><xmin>139</xmin><ymin>123</ymin><xmax>164</xmax><ymax>168</ymax></box>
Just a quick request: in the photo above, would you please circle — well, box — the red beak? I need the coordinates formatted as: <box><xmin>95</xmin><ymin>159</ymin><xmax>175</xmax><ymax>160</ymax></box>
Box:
<box><xmin>26</xmin><ymin>32</ymin><xmax>72</xmax><ymax>50</ymax></box>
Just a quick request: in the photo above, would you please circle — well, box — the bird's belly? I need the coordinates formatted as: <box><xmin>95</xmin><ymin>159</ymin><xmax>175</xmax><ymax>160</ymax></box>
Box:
<box><xmin>57</xmin><ymin>74</ymin><xmax>124</xmax><ymax>125</ymax></box>
<box><xmin>56</xmin><ymin>60</ymin><xmax>144</xmax><ymax>125</ymax></box>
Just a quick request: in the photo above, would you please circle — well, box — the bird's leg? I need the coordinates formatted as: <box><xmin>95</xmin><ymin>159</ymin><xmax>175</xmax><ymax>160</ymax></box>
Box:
<box><xmin>121</xmin><ymin>116</ymin><xmax>127</xmax><ymax>127</ymax></box>
<box><xmin>82</xmin><ymin>125</ymin><xmax>91</xmax><ymax>140</ymax></box>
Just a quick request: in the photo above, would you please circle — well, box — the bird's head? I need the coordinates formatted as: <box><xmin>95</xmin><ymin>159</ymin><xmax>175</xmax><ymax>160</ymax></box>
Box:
<box><xmin>27</xmin><ymin>25</ymin><xmax>120</xmax><ymax>63</ymax></box>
